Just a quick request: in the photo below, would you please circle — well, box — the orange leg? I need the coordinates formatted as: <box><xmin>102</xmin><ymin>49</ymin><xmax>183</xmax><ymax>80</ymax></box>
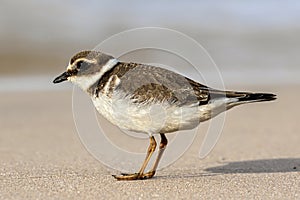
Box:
<box><xmin>112</xmin><ymin>136</ymin><xmax>157</xmax><ymax>180</ymax></box>
<box><xmin>112</xmin><ymin>134</ymin><xmax>168</xmax><ymax>180</ymax></box>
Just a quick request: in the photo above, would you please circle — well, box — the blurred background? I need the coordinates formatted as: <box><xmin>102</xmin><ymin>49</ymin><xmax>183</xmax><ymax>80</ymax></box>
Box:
<box><xmin>0</xmin><ymin>0</ymin><xmax>299</xmax><ymax>90</ymax></box>
<box><xmin>1</xmin><ymin>1</ymin><xmax>300</xmax><ymax>198</ymax></box>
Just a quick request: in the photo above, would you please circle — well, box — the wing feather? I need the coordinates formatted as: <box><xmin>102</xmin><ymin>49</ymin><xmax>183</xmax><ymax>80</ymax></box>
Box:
<box><xmin>114</xmin><ymin>63</ymin><xmax>209</xmax><ymax>106</ymax></box>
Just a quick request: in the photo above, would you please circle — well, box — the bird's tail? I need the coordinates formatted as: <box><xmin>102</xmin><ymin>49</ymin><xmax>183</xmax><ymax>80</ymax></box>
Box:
<box><xmin>225</xmin><ymin>91</ymin><xmax>277</xmax><ymax>105</ymax></box>
<box><xmin>236</xmin><ymin>92</ymin><xmax>276</xmax><ymax>102</ymax></box>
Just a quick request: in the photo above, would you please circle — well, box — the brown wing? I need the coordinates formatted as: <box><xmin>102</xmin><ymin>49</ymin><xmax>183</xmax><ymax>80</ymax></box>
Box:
<box><xmin>112</xmin><ymin>62</ymin><xmax>212</xmax><ymax>106</ymax></box>
<box><xmin>114</xmin><ymin>63</ymin><xmax>266</xmax><ymax>105</ymax></box>
<box><xmin>90</xmin><ymin>61</ymin><xmax>257</xmax><ymax>106</ymax></box>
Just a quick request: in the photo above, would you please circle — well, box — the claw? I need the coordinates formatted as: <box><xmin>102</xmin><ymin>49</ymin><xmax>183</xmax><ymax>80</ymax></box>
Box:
<box><xmin>120</xmin><ymin>172</ymin><xmax>138</xmax><ymax>176</ymax></box>
<box><xmin>141</xmin><ymin>171</ymin><xmax>156</xmax><ymax>179</ymax></box>
<box><xmin>112</xmin><ymin>173</ymin><xmax>140</xmax><ymax>181</ymax></box>
<box><xmin>112</xmin><ymin>171</ymin><xmax>156</xmax><ymax>181</ymax></box>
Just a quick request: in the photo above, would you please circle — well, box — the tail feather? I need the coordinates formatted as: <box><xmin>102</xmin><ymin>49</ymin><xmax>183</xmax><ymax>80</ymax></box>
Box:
<box><xmin>221</xmin><ymin>91</ymin><xmax>276</xmax><ymax>108</ymax></box>
<box><xmin>221</xmin><ymin>90</ymin><xmax>277</xmax><ymax>104</ymax></box>
<box><xmin>236</xmin><ymin>92</ymin><xmax>277</xmax><ymax>102</ymax></box>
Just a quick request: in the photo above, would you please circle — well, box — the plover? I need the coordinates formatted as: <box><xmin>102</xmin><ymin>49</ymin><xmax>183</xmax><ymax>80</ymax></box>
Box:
<box><xmin>53</xmin><ymin>50</ymin><xmax>276</xmax><ymax>180</ymax></box>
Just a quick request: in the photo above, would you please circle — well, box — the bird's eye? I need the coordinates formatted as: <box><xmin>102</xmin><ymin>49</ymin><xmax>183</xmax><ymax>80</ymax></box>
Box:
<box><xmin>76</xmin><ymin>61</ymin><xmax>84</xmax><ymax>69</ymax></box>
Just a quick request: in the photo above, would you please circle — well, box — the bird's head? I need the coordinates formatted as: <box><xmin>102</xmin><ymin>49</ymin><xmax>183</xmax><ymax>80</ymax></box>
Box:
<box><xmin>53</xmin><ymin>50</ymin><xmax>118</xmax><ymax>91</ymax></box>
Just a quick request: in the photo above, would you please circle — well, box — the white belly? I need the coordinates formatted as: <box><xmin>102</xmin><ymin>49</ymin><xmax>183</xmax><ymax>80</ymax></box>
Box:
<box><xmin>92</xmin><ymin>93</ymin><xmax>235</xmax><ymax>135</ymax></box>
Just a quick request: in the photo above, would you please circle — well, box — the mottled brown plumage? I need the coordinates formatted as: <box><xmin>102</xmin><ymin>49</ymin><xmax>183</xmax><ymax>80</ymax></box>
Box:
<box><xmin>88</xmin><ymin>62</ymin><xmax>207</xmax><ymax>106</ymax></box>
<box><xmin>53</xmin><ymin>50</ymin><xmax>276</xmax><ymax>181</ymax></box>
<box><xmin>88</xmin><ymin>61</ymin><xmax>266</xmax><ymax>108</ymax></box>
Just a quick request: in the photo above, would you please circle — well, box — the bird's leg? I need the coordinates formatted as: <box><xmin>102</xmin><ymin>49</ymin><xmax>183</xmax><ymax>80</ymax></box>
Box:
<box><xmin>112</xmin><ymin>136</ymin><xmax>157</xmax><ymax>180</ymax></box>
<box><xmin>142</xmin><ymin>134</ymin><xmax>168</xmax><ymax>179</ymax></box>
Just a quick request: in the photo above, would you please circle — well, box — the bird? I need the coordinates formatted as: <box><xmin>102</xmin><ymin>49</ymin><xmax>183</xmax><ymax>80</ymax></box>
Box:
<box><xmin>53</xmin><ymin>50</ymin><xmax>276</xmax><ymax>180</ymax></box>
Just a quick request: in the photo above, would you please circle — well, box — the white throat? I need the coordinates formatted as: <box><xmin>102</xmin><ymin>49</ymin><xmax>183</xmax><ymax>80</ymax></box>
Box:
<box><xmin>70</xmin><ymin>58</ymin><xmax>118</xmax><ymax>91</ymax></box>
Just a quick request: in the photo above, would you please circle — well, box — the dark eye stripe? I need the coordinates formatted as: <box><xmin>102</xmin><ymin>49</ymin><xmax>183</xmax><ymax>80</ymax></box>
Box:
<box><xmin>77</xmin><ymin>61</ymin><xmax>84</xmax><ymax>69</ymax></box>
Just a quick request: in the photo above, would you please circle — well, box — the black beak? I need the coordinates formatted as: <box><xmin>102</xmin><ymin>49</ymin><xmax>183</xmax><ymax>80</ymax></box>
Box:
<box><xmin>53</xmin><ymin>71</ymin><xmax>70</xmax><ymax>84</ymax></box>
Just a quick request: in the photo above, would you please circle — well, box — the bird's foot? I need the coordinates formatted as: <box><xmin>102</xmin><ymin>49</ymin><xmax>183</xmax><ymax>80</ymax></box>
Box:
<box><xmin>141</xmin><ymin>170</ymin><xmax>156</xmax><ymax>179</ymax></box>
<box><xmin>112</xmin><ymin>171</ymin><xmax>156</xmax><ymax>181</ymax></box>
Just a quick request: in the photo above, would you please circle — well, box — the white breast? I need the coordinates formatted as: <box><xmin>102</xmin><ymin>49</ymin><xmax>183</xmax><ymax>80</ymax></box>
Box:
<box><xmin>91</xmin><ymin>92</ymin><xmax>236</xmax><ymax>135</ymax></box>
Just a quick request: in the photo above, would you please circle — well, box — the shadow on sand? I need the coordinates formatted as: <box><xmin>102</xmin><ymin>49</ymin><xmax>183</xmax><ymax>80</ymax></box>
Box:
<box><xmin>154</xmin><ymin>158</ymin><xmax>299</xmax><ymax>180</ymax></box>
<box><xmin>205</xmin><ymin>158</ymin><xmax>300</xmax><ymax>174</ymax></box>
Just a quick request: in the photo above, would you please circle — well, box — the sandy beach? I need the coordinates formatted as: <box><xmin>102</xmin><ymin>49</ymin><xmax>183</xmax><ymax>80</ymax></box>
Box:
<box><xmin>1</xmin><ymin>0</ymin><xmax>300</xmax><ymax>199</ymax></box>
<box><xmin>0</xmin><ymin>85</ymin><xmax>299</xmax><ymax>199</ymax></box>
